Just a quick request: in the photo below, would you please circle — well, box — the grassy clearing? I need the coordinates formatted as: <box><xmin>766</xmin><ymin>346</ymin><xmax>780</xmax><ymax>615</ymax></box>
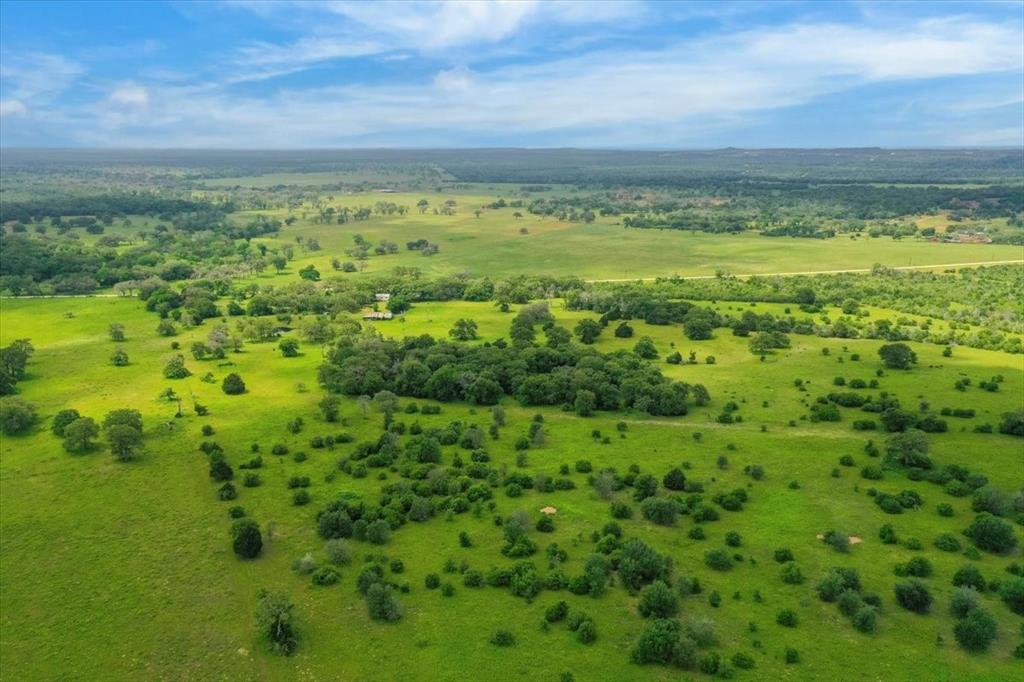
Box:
<box><xmin>233</xmin><ymin>195</ymin><xmax>1022</xmax><ymax>283</ymax></box>
<box><xmin>1</xmin><ymin>295</ymin><xmax>1021</xmax><ymax>681</ymax></box>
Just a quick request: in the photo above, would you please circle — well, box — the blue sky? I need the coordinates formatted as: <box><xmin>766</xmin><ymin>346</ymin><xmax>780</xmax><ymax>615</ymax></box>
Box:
<box><xmin>1</xmin><ymin>0</ymin><xmax>1021</xmax><ymax>148</ymax></box>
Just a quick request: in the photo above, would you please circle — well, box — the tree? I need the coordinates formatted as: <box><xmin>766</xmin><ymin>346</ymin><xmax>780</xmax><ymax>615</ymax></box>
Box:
<box><xmin>156</xmin><ymin>319</ymin><xmax>177</xmax><ymax>337</ymax></box>
<box><xmin>894</xmin><ymin>580</ymin><xmax>932</xmax><ymax>613</ymax></box>
<box><xmin>110</xmin><ymin>348</ymin><xmax>129</xmax><ymax>366</ymax></box>
<box><xmin>51</xmin><ymin>408</ymin><xmax>81</xmax><ymax>437</ymax></box>
<box><xmin>634</xmin><ymin>337</ymin><xmax>658</xmax><ymax>359</ymax></box>
<box><xmin>583</xmin><ymin>553</ymin><xmax>610</xmax><ymax>596</ymax></box>
<box><xmin>663</xmin><ymin>467</ymin><xmax>686</xmax><ymax>491</ymax></box>
<box><xmin>256</xmin><ymin>590</ymin><xmax>296</xmax><ymax>655</ymax></box>
<box><xmin>107</xmin><ymin>424</ymin><xmax>143</xmax><ymax>461</ymax></box>
<box><xmin>163</xmin><ymin>354</ymin><xmax>190</xmax><ymax>379</ymax></box>
<box><xmin>631</xmin><ymin>618</ymin><xmax>680</xmax><ymax>664</ymax></box>
<box><xmin>0</xmin><ymin>397</ymin><xmax>37</xmax><ymax>435</ymax></box>
<box><xmin>1000</xmin><ymin>576</ymin><xmax>1024</xmax><ymax>615</ymax></box>
<box><xmin>222</xmin><ymin>373</ymin><xmax>246</xmax><ymax>395</ymax></box>
<box><xmin>963</xmin><ymin>513</ymin><xmax>1018</xmax><ymax>553</ymax></box>
<box><xmin>373</xmin><ymin>390</ymin><xmax>400</xmax><ymax>427</ymax></box>
<box><xmin>63</xmin><ymin>417</ymin><xmax>99</xmax><ymax>453</ymax></box>
<box><xmin>574</xmin><ymin>319</ymin><xmax>603</xmax><ymax>344</ymax></box>
<box><xmin>953</xmin><ymin>608</ymin><xmax>997</xmax><ymax>652</ymax></box>
<box><xmin>298</xmin><ymin>265</ymin><xmax>320</xmax><ymax>281</ymax></box>
<box><xmin>638</xmin><ymin>580</ymin><xmax>678</xmax><ymax>618</ymax></box>
<box><xmin>279</xmin><ymin>338</ymin><xmax>300</xmax><ymax>357</ymax></box>
<box><xmin>998</xmin><ymin>410</ymin><xmax>1024</xmax><ymax>437</ymax></box>
<box><xmin>104</xmin><ymin>408</ymin><xmax>142</xmax><ymax>432</ymax></box>
<box><xmin>468</xmin><ymin>376</ymin><xmax>502</xmax><ymax>406</ymax></box>
<box><xmin>231</xmin><ymin>518</ymin><xmax>263</xmax><ymax>558</ymax></box>
<box><xmin>108</xmin><ymin>323</ymin><xmax>125</xmax><ymax>342</ymax></box>
<box><xmin>574</xmin><ymin>389</ymin><xmax>596</xmax><ymax>417</ymax></box>
<box><xmin>884</xmin><ymin>429</ymin><xmax>931</xmax><ymax>468</ymax></box>
<box><xmin>878</xmin><ymin>343</ymin><xmax>917</xmax><ymax>370</ymax></box>
<box><xmin>614</xmin><ymin>322</ymin><xmax>634</xmax><ymax>338</ymax></box>
<box><xmin>366</xmin><ymin>582</ymin><xmax>403</xmax><ymax>622</ymax></box>
<box><xmin>449</xmin><ymin>318</ymin><xmax>479</xmax><ymax>341</ymax></box>
<box><xmin>683</xmin><ymin>318</ymin><xmax>713</xmax><ymax>341</ymax></box>
<box><xmin>319</xmin><ymin>395</ymin><xmax>341</xmax><ymax>422</ymax></box>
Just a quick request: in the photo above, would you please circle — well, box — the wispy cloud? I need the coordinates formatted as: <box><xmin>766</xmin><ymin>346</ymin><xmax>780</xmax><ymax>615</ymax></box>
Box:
<box><xmin>2</xmin><ymin>2</ymin><xmax>1022</xmax><ymax>147</ymax></box>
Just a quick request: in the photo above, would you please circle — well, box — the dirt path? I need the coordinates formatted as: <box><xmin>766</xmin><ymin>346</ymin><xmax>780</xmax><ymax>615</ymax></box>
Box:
<box><xmin>585</xmin><ymin>259</ymin><xmax>1024</xmax><ymax>283</ymax></box>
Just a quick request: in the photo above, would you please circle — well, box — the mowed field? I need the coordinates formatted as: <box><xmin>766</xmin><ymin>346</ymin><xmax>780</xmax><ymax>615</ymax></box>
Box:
<box><xmin>232</xmin><ymin>191</ymin><xmax>1023</xmax><ymax>283</ymax></box>
<box><xmin>1</xmin><ymin>295</ymin><xmax>1022</xmax><ymax>681</ymax></box>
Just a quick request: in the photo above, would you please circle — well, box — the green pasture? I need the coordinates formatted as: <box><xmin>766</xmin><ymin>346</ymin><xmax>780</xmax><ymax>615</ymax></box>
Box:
<box><xmin>235</xmin><ymin>196</ymin><xmax>1022</xmax><ymax>283</ymax></box>
<box><xmin>1</xmin><ymin>295</ymin><xmax>1022</xmax><ymax>681</ymax></box>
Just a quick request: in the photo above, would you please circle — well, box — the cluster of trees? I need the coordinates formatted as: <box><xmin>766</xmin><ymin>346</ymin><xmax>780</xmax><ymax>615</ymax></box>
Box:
<box><xmin>318</xmin><ymin>309</ymin><xmax>707</xmax><ymax>417</ymax></box>
<box><xmin>49</xmin><ymin>407</ymin><xmax>144</xmax><ymax>460</ymax></box>
<box><xmin>0</xmin><ymin>339</ymin><xmax>34</xmax><ymax>394</ymax></box>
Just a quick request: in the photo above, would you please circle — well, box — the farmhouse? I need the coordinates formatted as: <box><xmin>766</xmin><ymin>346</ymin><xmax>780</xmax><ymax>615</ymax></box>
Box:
<box><xmin>363</xmin><ymin>310</ymin><xmax>393</xmax><ymax>321</ymax></box>
<box><xmin>375</xmin><ymin>292</ymin><xmax>391</xmax><ymax>302</ymax></box>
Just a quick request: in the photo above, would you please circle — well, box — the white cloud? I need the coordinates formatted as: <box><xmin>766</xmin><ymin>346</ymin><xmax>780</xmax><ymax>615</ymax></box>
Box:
<box><xmin>0</xmin><ymin>99</ymin><xmax>28</xmax><ymax>117</ymax></box>
<box><xmin>8</xmin><ymin>10</ymin><xmax>1023</xmax><ymax>148</ymax></box>
<box><xmin>0</xmin><ymin>52</ymin><xmax>83</xmax><ymax>104</ymax></box>
<box><xmin>109</xmin><ymin>83</ymin><xmax>150</xmax><ymax>108</ymax></box>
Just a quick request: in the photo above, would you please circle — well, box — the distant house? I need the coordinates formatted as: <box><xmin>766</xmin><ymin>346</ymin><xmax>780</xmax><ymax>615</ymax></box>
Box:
<box><xmin>363</xmin><ymin>310</ymin><xmax>393</xmax><ymax>321</ymax></box>
<box><xmin>375</xmin><ymin>293</ymin><xmax>391</xmax><ymax>302</ymax></box>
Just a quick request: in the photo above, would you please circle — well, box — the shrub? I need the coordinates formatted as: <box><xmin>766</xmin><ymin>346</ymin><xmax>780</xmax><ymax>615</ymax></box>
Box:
<box><xmin>781</xmin><ymin>563</ymin><xmax>805</xmax><ymax>585</ymax></box>
<box><xmin>324</xmin><ymin>539</ymin><xmax>351</xmax><ymax>565</ymax></box>
<box><xmin>424</xmin><ymin>573</ymin><xmax>440</xmax><ymax>589</ymax></box>
<box><xmin>937</xmin><ymin>503</ymin><xmax>954</xmax><ymax>517</ymax></box>
<box><xmin>366</xmin><ymin>583</ymin><xmax>402</xmax><ymax>622</ymax></box>
<box><xmin>366</xmin><ymin>519</ymin><xmax>391</xmax><ymax>545</ymax></box>
<box><xmin>243</xmin><ymin>473</ymin><xmax>261</xmax><ymax>488</ymax></box>
<box><xmin>641</xmin><ymin>498</ymin><xmax>677</xmax><ymax>526</ymax></box>
<box><xmin>897</xmin><ymin>557</ymin><xmax>933</xmax><ymax>578</ymax></box>
<box><xmin>776</xmin><ymin>609</ymin><xmax>798</xmax><ymax>627</ymax></box>
<box><xmin>894</xmin><ymin>580</ymin><xmax>932</xmax><ymax>614</ymax></box>
<box><xmin>545</xmin><ymin>601</ymin><xmax>569</xmax><ymax>623</ymax></box>
<box><xmin>725</xmin><ymin>531</ymin><xmax>742</xmax><ymax>547</ymax></box>
<box><xmin>576</xmin><ymin>618</ymin><xmax>597</xmax><ymax>644</ymax></box>
<box><xmin>705</xmin><ymin>549</ymin><xmax>733</xmax><ymax>571</ymax></box>
<box><xmin>293</xmin><ymin>490</ymin><xmax>311</xmax><ymax>506</ymax></box>
<box><xmin>490</xmin><ymin>630</ymin><xmax>516</xmax><ymax>647</ymax></box>
<box><xmin>0</xmin><ymin>397</ymin><xmax>37</xmax><ymax>435</ymax></box>
<box><xmin>950</xmin><ymin>586</ymin><xmax>982</xmax><ymax>618</ymax></box>
<box><xmin>51</xmin><ymin>408</ymin><xmax>81</xmax><ymax>437</ymax></box>
<box><xmin>732</xmin><ymin>652</ymin><xmax>755</xmax><ymax>670</ymax></box>
<box><xmin>311</xmin><ymin>566</ymin><xmax>340</xmax><ymax>586</ymax></box>
<box><xmin>638</xmin><ymin>581</ymin><xmax>678</xmax><ymax>618</ymax></box>
<box><xmin>817</xmin><ymin>567</ymin><xmax>860</xmax><ymax>602</ymax></box>
<box><xmin>630</xmin><ymin>618</ymin><xmax>679</xmax><ymax>664</ymax></box>
<box><xmin>222</xmin><ymin>373</ymin><xmax>246</xmax><ymax>395</ymax></box>
<box><xmin>1000</xmin><ymin>576</ymin><xmax>1024</xmax><ymax>615</ymax></box>
<box><xmin>231</xmin><ymin>519</ymin><xmax>262</xmax><ymax>558</ymax></box>
<box><xmin>963</xmin><ymin>513</ymin><xmax>1018</xmax><ymax>553</ymax></box>
<box><xmin>773</xmin><ymin>548</ymin><xmax>794</xmax><ymax>563</ymax></box>
<box><xmin>255</xmin><ymin>590</ymin><xmax>296</xmax><ymax>655</ymax></box>
<box><xmin>934</xmin><ymin>533</ymin><xmax>962</xmax><ymax>552</ymax></box>
<box><xmin>953</xmin><ymin>608</ymin><xmax>997</xmax><ymax>652</ymax></box>
<box><xmin>852</xmin><ymin>605</ymin><xmax>878</xmax><ymax>633</ymax></box>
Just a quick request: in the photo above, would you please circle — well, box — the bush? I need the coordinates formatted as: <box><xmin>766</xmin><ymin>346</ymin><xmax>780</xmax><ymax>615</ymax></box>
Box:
<box><xmin>231</xmin><ymin>519</ymin><xmax>262</xmax><ymax>558</ymax></box>
<box><xmin>311</xmin><ymin>566</ymin><xmax>340</xmax><ymax>586</ymax></box>
<box><xmin>576</xmin><ymin>618</ymin><xmax>597</xmax><ymax>644</ymax></box>
<box><xmin>51</xmin><ymin>408</ymin><xmax>81</xmax><ymax>437</ymax></box>
<box><xmin>704</xmin><ymin>549</ymin><xmax>733</xmax><ymax>571</ymax></box>
<box><xmin>732</xmin><ymin>652</ymin><xmax>755</xmax><ymax>670</ymax></box>
<box><xmin>953</xmin><ymin>608</ymin><xmax>997</xmax><ymax>652</ymax></box>
<box><xmin>324</xmin><ymin>539</ymin><xmax>351</xmax><ymax>565</ymax></box>
<box><xmin>366</xmin><ymin>519</ymin><xmax>391</xmax><ymax>545</ymax></box>
<box><xmin>638</xmin><ymin>581</ymin><xmax>678</xmax><ymax>618</ymax></box>
<box><xmin>776</xmin><ymin>609</ymin><xmax>798</xmax><ymax>627</ymax></box>
<box><xmin>817</xmin><ymin>567</ymin><xmax>861</xmax><ymax>602</ymax></box>
<box><xmin>545</xmin><ymin>601</ymin><xmax>569</xmax><ymax>623</ymax></box>
<box><xmin>950</xmin><ymin>586</ymin><xmax>982</xmax><ymax>618</ymax></box>
<box><xmin>784</xmin><ymin>648</ymin><xmax>800</xmax><ymax>664</ymax></box>
<box><xmin>0</xmin><ymin>397</ymin><xmax>37</xmax><ymax>435</ymax></box>
<box><xmin>490</xmin><ymin>630</ymin><xmax>516</xmax><ymax>647</ymax></box>
<box><xmin>896</xmin><ymin>557</ymin><xmax>933</xmax><ymax>578</ymax></box>
<box><xmin>293</xmin><ymin>490</ymin><xmax>311</xmax><ymax>506</ymax></box>
<box><xmin>255</xmin><ymin>590</ymin><xmax>296</xmax><ymax>655</ymax></box>
<box><xmin>424</xmin><ymin>573</ymin><xmax>440</xmax><ymax>589</ymax></box>
<box><xmin>852</xmin><ymin>605</ymin><xmax>878</xmax><ymax>633</ymax></box>
<box><xmin>934</xmin><ymin>533</ymin><xmax>962</xmax><ymax>552</ymax></box>
<box><xmin>774</xmin><ymin>548</ymin><xmax>794</xmax><ymax>563</ymax></box>
<box><xmin>366</xmin><ymin>583</ymin><xmax>403</xmax><ymax>622</ymax></box>
<box><xmin>630</xmin><ymin>618</ymin><xmax>679</xmax><ymax>664</ymax></box>
<box><xmin>1000</xmin><ymin>576</ymin><xmax>1024</xmax><ymax>615</ymax></box>
<box><xmin>641</xmin><ymin>498</ymin><xmax>677</xmax><ymax>526</ymax></box>
<box><xmin>781</xmin><ymin>563</ymin><xmax>805</xmax><ymax>585</ymax></box>
<box><xmin>937</xmin><ymin>503</ymin><xmax>954</xmax><ymax>517</ymax></box>
<box><xmin>894</xmin><ymin>580</ymin><xmax>932</xmax><ymax>614</ymax></box>
<box><xmin>963</xmin><ymin>513</ymin><xmax>1018</xmax><ymax>553</ymax></box>
<box><xmin>222</xmin><ymin>373</ymin><xmax>246</xmax><ymax>395</ymax></box>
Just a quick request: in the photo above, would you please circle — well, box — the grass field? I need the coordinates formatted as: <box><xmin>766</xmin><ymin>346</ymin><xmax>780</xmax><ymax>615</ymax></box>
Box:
<box><xmin>1</xmin><ymin>293</ymin><xmax>1021</xmax><ymax>681</ymax></box>
<box><xmin>231</xmin><ymin>194</ymin><xmax>1023</xmax><ymax>283</ymax></box>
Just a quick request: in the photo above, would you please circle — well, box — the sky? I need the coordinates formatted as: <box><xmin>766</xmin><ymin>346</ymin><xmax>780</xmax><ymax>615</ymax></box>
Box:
<box><xmin>0</xmin><ymin>0</ymin><xmax>1022</xmax><ymax>148</ymax></box>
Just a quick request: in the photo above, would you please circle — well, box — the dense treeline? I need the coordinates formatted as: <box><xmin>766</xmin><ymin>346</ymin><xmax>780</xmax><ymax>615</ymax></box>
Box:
<box><xmin>0</xmin><ymin>193</ymin><xmax>231</xmax><ymax>224</ymax></box>
<box><xmin>318</xmin><ymin>305</ymin><xmax>708</xmax><ymax>416</ymax></box>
